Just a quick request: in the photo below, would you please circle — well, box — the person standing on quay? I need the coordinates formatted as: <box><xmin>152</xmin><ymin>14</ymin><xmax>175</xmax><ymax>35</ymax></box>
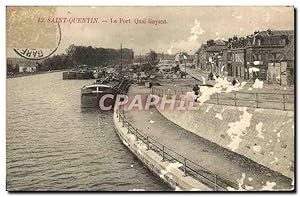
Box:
<box><xmin>192</xmin><ymin>84</ymin><xmax>200</xmax><ymax>102</ymax></box>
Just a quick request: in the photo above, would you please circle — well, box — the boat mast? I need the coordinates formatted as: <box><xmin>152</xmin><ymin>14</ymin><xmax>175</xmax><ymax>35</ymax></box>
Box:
<box><xmin>120</xmin><ymin>43</ymin><xmax>123</xmax><ymax>71</ymax></box>
<box><xmin>139</xmin><ymin>53</ymin><xmax>142</xmax><ymax>72</ymax></box>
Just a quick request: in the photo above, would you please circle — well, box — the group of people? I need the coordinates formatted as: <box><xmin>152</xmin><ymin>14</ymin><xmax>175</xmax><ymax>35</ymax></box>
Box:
<box><xmin>191</xmin><ymin>79</ymin><xmax>239</xmax><ymax>102</ymax></box>
<box><xmin>208</xmin><ymin>72</ymin><xmax>220</xmax><ymax>80</ymax></box>
<box><xmin>209</xmin><ymin>72</ymin><xmax>240</xmax><ymax>86</ymax></box>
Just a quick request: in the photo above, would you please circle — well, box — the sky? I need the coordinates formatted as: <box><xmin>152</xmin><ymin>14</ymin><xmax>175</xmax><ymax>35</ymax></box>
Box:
<box><xmin>6</xmin><ymin>6</ymin><xmax>294</xmax><ymax>57</ymax></box>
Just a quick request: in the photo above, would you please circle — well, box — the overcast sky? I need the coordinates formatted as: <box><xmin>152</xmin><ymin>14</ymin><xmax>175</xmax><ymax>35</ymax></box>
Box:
<box><xmin>7</xmin><ymin>6</ymin><xmax>294</xmax><ymax>57</ymax></box>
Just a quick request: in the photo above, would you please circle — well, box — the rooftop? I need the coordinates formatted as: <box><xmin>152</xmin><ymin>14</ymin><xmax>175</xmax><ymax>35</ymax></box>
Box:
<box><xmin>255</xmin><ymin>30</ymin><xmax>294</xmax><ymax>37</ymax></box>
<box><xmin>206</xmin><ymin>45</ymin><xmax>226</xmax><ymax>52</ymax></box>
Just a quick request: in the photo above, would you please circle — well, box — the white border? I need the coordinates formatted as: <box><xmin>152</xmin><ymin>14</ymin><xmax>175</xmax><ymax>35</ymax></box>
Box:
<box><xmin>0</xmin><ymin>0</ymin><xmax>298</xmax><ymax>6</ymax></box>
<box><xmin>0</xmin><ymin>1</ymin><xmax>298</xmax><ymax>197</ymax></box>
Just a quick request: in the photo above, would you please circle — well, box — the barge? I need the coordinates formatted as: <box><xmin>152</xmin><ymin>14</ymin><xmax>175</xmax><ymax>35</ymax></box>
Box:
<box><xmin>81</xmin><ymin>77</ymin><xmax>131</xmax><ymax>109</ymax></box>
<box><xmin>62</xmin><ymin>70</ymin><xmax>94</xmax><ymax>80</ymax></box>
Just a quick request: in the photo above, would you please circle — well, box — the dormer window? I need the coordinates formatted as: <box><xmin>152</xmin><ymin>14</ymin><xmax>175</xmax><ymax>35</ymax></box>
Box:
<box><xmin>257</xmin><ymin>39</ymin><xmax>261</xmax><ymax>46</ymax></box>
<box><xmin>280</xmin><ymin>35</ymin><xmax>288</xmax><ymax>45</ymax></box>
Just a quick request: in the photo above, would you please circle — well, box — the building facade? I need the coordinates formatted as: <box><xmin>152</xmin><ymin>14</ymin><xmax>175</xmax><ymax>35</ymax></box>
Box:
<box><xmin>195</xmin><ymin>44</ymin><xmax>207</xmax><ymax>69</ymax></box>
<box><xmin>194</xmin><ymin>29</ymin><xmax>294</xmax><ymax>85</ymax></box>
<box><xmin>195</xmin><ymin>40</ymin><xmax>225</xmax><ymax>72</ymax></box>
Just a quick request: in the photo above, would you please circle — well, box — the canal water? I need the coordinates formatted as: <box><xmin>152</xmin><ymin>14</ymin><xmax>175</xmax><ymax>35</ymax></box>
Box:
<box><xmin>6</xmin><ymin>72</ymin><xmax>170</xmax><ymax>191</ymax></box>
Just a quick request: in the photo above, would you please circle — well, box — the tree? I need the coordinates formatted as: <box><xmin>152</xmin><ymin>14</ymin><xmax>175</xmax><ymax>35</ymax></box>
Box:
<box><xmin>65</xmin><ymin>44</ymin><xmax>134</xmax><ymax>66</ymax></box>
<box><xmin>66</xmin><ymin>44</ymin><xmax>77</xmax><ymax>58</ymax></box>
<box><xmin>7</xmin><ymin>63</ymin><xmax>19</xmax><ymax>75</ymax></box>
<box><xmin>147</xmin><ymin>50</ymin><xmax>158</xmax><ymax>65</ymax></box>
<box><xmin>40</xmin><ymin>54</ymin><xmax>75</xmax><ymax>71</ymax></box>
<box><xmin>7</xmin><ymin>63</ymin><xmax>13</xmax><ymax>74</ymax></box>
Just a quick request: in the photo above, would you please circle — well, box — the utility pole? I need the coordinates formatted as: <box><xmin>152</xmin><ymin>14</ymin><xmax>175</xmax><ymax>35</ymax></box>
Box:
<box><xmin>185</xmin><ymin>61</ymin><xmax>187</xmax><ymax>78</ymax></box>
<box><xmin>120</xmin><ymin>43</ymin><xmax>123</xmax><ymax>71</ymax></box>
<box><xmin>279</xmin><ymin>61</ymin><xmax>282</xmax><ymax>86</ymax></box>
<box><xmin>139</xmin><ymin>52</ymin><xmax>142</xmax><ymax>82</ymax></box>
<box><xmin>278</xmin><ymin>52</ymin><xmax>287</xmax><ymax>86</ymax></box>
<box><xmin>184</xmin><ymin>54</ymin><xmax>187</xmax><ymax>78</ymax></box>
<box><xmin>149</xmin><ymin>49</ymin><xmax>151</xmax><ymax>64</ymax></box>
<box><xmin>140</xmin><ymin>53</ymin><xmax>142</xmax><ymax>67</ymax></box>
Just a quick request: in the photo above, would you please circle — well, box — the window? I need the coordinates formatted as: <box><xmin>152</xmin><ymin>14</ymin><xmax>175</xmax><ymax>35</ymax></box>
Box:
<box><xmin>87</xmin><ymin>87</ymin><xmax>97</xmax><ymax>91</ymax></box>
<box><xmin>275</xmin><ymin>53</ymin><xmax>282</xmax><ymax>59</ymax></box>
<box><xmin>252</xmin><ymin>54</ymin><xmax>257</xmax><ymax>61</ymax></box>
<box><xmin>98</xmin><ymin>87</ymin><xmax>109</xmax><ymax>91</ymax></box>
<box><xmin>258</xmin><ymin>54</ymin><xmax>262</xmax><ymax>61</ymax></box>
<box><xmin>257</xmin><ymin>39</ymin><xmax>261</xmax><ymax>45</ymax></box>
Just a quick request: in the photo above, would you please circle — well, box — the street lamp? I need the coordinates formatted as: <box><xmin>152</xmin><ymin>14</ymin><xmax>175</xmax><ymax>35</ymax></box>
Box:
<box><xmin>279</xmin><ymin>61</ymin><xmax>282</xmax><ymax>86</ymax></box>
<box><xmin>208</xmin><ymin>56</ymin><xmax>214</xmax><ymax>73</ymax></box>
<box><xmin>279</xmin><ymin>54</ymin><xmax>286</xmax><ymax>86</ymax></box>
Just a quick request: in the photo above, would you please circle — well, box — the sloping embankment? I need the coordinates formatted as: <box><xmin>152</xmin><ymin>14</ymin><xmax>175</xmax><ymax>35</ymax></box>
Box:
<box><xmin>156</xmin><ymin>104</ymin><xmax>294</xmax><ymax>179</ymax></box>
<box><xmin>113</xmin><ymin>111</ymin><xmax>212</xmax><ymax>191</ymax></box>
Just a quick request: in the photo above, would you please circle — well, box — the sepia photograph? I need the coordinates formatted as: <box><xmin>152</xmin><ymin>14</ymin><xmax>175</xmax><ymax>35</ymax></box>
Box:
<box><xmin>5</xmin><ymin>5</ymin><xmax>295</xmax><ymax>192</ymax></box>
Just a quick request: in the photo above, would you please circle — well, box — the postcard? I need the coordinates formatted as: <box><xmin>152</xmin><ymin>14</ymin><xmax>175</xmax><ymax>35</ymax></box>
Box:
<box><xmin>6</xmin><ymin>6</ymin><xmax>295</xmax><ymax>191</ymax></box>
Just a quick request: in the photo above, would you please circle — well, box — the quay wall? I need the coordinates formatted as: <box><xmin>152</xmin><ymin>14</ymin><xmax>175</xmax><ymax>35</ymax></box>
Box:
<box><xmin>155</xmin><ymin>103</ymin><xmax>294</xmax><ymax>179</ymax></box>
<box><xmin>113</xmin><ymin>111</ymin><xmax>212</xmax><ymax>191</ymax></box>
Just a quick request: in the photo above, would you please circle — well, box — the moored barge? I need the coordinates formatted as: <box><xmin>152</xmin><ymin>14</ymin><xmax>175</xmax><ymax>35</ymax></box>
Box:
<box><xmin>81</xmin><ymin>77</ymin><xmax>131</xmax><ymax>109</ymax></box>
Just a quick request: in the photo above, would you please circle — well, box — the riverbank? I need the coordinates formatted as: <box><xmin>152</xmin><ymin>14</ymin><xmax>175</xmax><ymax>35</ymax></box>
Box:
<box><xmin>118</xmin><ymin>85</ymin><xmax>293</xmax><ymax>191</ymax></box>
<box><xmin>113</xmin><ymin>110</ymin><xmax>211</xmax><ymax>191</ymax></box>
<box><xmin>151</xmin><ymin>71</ymin><xmax>294</xmax><ymax>179</ymax></box>
<box><xmin>156</xmin><ymin>104</ymin><xmax>294</xmax><ymax>179</ymax></box>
